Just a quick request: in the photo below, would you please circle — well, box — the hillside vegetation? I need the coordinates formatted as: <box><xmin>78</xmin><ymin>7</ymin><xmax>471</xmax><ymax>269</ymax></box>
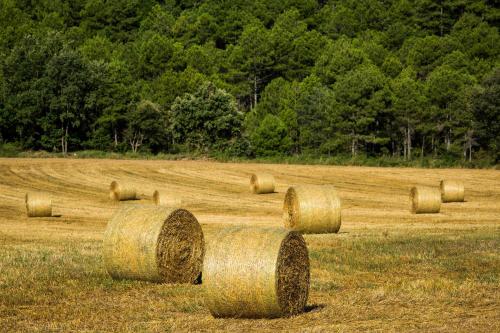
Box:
<box><xmin>0</xmin><ymin>1</ymin><xmax>499</xmax><ymax>164</ymax></box>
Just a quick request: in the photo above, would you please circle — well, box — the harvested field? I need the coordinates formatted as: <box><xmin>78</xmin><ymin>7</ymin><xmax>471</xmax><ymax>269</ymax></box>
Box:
<box><xmin>0</xmin><ymin>158</ymin><xmax>499</xmax><ymax>332</ymax></box>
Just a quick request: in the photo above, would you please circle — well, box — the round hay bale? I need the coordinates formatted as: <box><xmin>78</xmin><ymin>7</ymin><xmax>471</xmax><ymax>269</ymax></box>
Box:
<box><xmin>25</xmin><ymin>192</ymin><xmax>52</xmax><ymax>217</ymax></box>
<box><xmin>283</xmin><ymin>185</ymin><xmax>341</xmax><ymax>234</ymax></box>
<box><xmin>440</xmin><ymin>180</ymin><xmax>465</xmax><ymax>202</ymax></box>
<box><xmin>410</xmin><ymin>186</ymin><xmax>441</xmax><ymax>214</ymax></box>
<box><xmin>153</xmin><ymin>190</ymin><xmax>182</xmax><ymax>208</ymax></box>
<box><xmin>250</xmin><ymin>173</ymin><xmax>275</xmax><ymax>194</ymax></box>
<box><xmin>203</xmin><ymin>226</ymin><xmax>309</xmax><ymax>318</ymax></box>
<box><xmin>103</xmin><ymin>205</ymin><xmax>204</xmax><ymax>283</ymax></box>
<box><xmin>109</xmin><ymin>181</ymin><xmax>137</xmax><ymax>201</ymax></box>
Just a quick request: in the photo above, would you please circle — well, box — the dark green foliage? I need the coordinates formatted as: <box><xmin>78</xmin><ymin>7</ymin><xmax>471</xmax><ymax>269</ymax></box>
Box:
<box><xmin>250</xmin><ymin>114</ymin><xmax>292</xmax><ymax>156</ymax></box>
<box><xmin>314</xmin><ymin>37</ymin><xmax>368</xmax><ymax>85</ymax></box>
<box><xmin>472</xmin><ymin>69</ymin><xmax>500</xmax><ymax>162</ymax></box>
<box><xmin>171</xmin><ymin>82</ymin><xmax>242</xmax><ymax>152</ymax></box>
<box><xmin>0</xmin><ymin>0</ymin><xmax>498</xmax><ymax>164</ymax></box>
<box><xmin>88</xmin><ymin>60</ymin><xmax>137</xmax><ymax>151</ymax></box>
<box><xmin>125</xmin><ymin>100</ymin><xmax>167</xmax><ymax>153</ymax></box>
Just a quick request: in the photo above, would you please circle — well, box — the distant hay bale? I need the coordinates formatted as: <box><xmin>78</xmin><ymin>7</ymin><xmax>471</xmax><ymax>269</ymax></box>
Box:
<box><xmin>440</xmin><ymin>180</ymin><xmax>465</xmax><ymax>202</ymax></box>
<box><xmin>103</xmin><ymin>205</ymin><xmax>204</xmax><ymax>283</ymax></box>
<box><xmin>153</xmin><ymin>190</ymin><xmax>182</xmax><ymax>208</ymax></box>
<box><xmin>25</xmin><ymin>192</ymin><xmax>52</xmax><ymax>217</ymax></box>
<box><xmin>410</xmin><ymin>186</ymin><xmax>441</xmax><ymax>214</ymax></box>
<box><xmin>250</xmin><ymin>173</ymin><xmax>275</xmax><ymax>194</ymax></box>
<box><xmin>283</xmin><ymin>185</ymin><xmax>341</xmax><ymax>234</ymax></box>
<box><xmin>203</xmin><ymin>226</ymin><xmax>309</xmax><ymax>318</ymax></box>
<box><xmin>109</xmin><ymin>181</ymin><xmax>137</xmax><ymax>201</ymax></box>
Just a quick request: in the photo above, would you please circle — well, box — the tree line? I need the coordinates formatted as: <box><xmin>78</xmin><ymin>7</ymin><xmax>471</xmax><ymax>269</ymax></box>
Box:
<box><xmin>0</xmin><ymin>0</ymin><xmax>498</xmax><ymax>163</ymax></box>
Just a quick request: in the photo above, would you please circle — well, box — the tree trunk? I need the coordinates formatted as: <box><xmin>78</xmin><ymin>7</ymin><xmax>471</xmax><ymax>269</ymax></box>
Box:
<box><xmin>407</xmin><ymin>124</ymin><xmax>412</xmax><ymax>160</ymax></box>
<box><xmin>254</xmin><ymin>75</ymin><xmax>258</xmax><ymax>108</ymax></box>
<box><xmin>129</xmin><ymin>132</ymin><xmax>143</xmax><ymax>153</ymax></box>
<box><xmin>431</xmin><ymin>134</ymin><xmax>435</xmax><ymax>157</ymax></box>
<box><xmin>60</xmin><ymin>126</ymin><xmax>69</xmax><ymax>155</ymax></box>
<box><xmin>403</xmin><ymin>133</ymin><xmax>407</xmax><ymax>161</ymax></box>
<box><xmin>61</xmin><ymin>125</ymin><xmax>68</xmax><ymax>155</ymax></box>
<box><xmin>351</xmin><ymin>135</ymin><xmax>357</xmax><ymax>157</ymax></box>
<box><xmin>64</xmin><ymin>126</ymin><xmax>68</xmax><ymax>155</ymax></box>
<box><xmin>421</xmin><ymin>136</ymin><xmax>425</xmax><ymax>159</ymax></box>
<box><xmin>463</xmin><ymin>133</ymin><xmax>467</xmax><ymax>160</ymax></box>
<box><xmin>446</xmin><ymin>129</ymin><xmax>451</xmax><ymax>152</ymax></box>
<box><xmin>446</xmin><ymin>113</ymin><xmax>452</xmax><ymax>152</ymax></box>
<box><xmin>114</xmin><ymin>128</ymin><xmax>118</xmax><ymax>147</ymax></box>
<box><xmin>61</xmin><ymin>129</ymin><xmax>64</xmax><ymax>154</ymax></box>
<box><xmin>440</xmin><ymin>7</ymin><xmax>444</xmax><ymax>37</ymax></box>
<box><xmin>129</xmin><ymin>138</ymin><xmax>135</xmax><ymax>153</ymax></box>
<box><xmin>469</xmin><ymin>140</ymin><xmax>472</xmax><ymax>162</ymax></box>
<box><xmin>465</xmin><ymin>130</ymin><xmax>473</xmax><ymax>162</ymax></box>
<box><xmin>295</xmin><ymin>129</ymin><xmax>301</xmax><ymax>155</ymax></box>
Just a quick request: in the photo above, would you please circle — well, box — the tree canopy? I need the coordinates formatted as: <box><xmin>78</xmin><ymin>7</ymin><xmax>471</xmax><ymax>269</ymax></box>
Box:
<box><xmin>0</xmin><ymin>0</ymin><xmax>498</xmax><ymax>163</ymax></box>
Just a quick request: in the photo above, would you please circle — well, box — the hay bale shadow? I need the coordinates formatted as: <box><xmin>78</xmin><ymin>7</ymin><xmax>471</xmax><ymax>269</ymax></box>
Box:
<box><xmin>194</xmin><ymin>272</ymin><xmax>202</xmax><ymax>285</ymax></box>
<box><xmin>304</xmin><ymin>304</ymin><xmax>326</xmax><ymax>313</ymax></box>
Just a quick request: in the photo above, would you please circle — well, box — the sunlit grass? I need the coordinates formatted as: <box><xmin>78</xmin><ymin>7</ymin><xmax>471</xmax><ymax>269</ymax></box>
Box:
<box><xmin>0</xmin><ymin>158</ymin><xmax>498</xmax><ymax>331</ymax></box>
<box><xmin>1</xmin><ymin>227</ymin><xmax>498</xmax><ymax>331</ymax></box>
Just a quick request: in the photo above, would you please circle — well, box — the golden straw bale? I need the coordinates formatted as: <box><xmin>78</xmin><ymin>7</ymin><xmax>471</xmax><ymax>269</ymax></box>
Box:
<box><xmin>283</xmin><ymin>185</ymin><xmax>341</xmax><ymax>234</ymax></box>
<box><xmin>153</xmin><ymin>190</ymin><xmax>182</xmax><ymax>208</ymax></box>
<box><xmin>25</xmin><ymin>192</ymin><xmax>52</xmax><ymax>217</ymax></box>
<box><xmin>109</xmin><ymin>181</ymin><xmax>137</xmax><ymax>201</ymax></box>
<box><xmin>410</xmin><ymin>186</ymin><xmax>441</xmax><ymax>214</ymax></box>
<box><xmin>250</xmin><ymin>173</ymin><xmax>275</xmax><ymax>194</ymax></box>
<box><xmin>440</xmin><ymin>180</ymin><xmax>465</xmax><ymax>202</ymax></box>
<box><xmin>203</xmin><ymin>226</ymin><xmax>309</xmax><ymax>318</ymax></box>
<box><xmin>103</xmin><ymin>205</ymin><xmax>204</xmax><ymax>283</ymax></box>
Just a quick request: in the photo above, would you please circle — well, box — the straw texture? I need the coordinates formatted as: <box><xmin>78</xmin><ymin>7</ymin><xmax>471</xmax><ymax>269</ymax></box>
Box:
<box><xmin>250</xmin><ymin>173</ymin><xmax>275</xmax><ymax>194</ymax></box>
<box><xmin>410</xmin><ymin>186</ymin><xmax>441</xmax><ymax>214</ymax></box>
<box><xmin>103</xmin><ymin>205</ymin><xmax>204</xmax><ymax>283</ymax></box>
<box><xmin>109</xmin><ymin>181</ymin><xmax>137</xmax><ymax>201</ymax></box>
<box><xmin>440</xmin><ymin>180</ymin><xmax>465</xmax><ymax>202</ymax></box>
<box><xmin>25</xmin><ymin>192</ymin><xmax>52</xmax><ymax>217</ymax></box>
<box><xmin>153</xmin><ymin>190</ymin><xmax>182</xmax><ymax>208</ymax></box>
<box><xmin>283</xmin><ymin>185</ymin><xmax>341</xmax><ymax>234</ymax></box>
<box><xmin>203</xmin><ymin>226</ymin><xmax>310</xmax><ymax>319</ymax></box>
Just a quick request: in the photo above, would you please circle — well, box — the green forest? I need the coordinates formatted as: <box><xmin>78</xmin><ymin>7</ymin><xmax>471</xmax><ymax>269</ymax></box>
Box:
<box><xmin>0</xmin><ymin>0</ymin><xmax>499</xmax><ymax>165</ymax></box>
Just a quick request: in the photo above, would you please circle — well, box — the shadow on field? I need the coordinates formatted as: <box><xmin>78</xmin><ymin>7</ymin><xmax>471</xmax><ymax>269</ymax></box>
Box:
<box><xmin>304</xmin><ymin>304</ymin><xmax>326</xmax><ymax>313</ymax></box>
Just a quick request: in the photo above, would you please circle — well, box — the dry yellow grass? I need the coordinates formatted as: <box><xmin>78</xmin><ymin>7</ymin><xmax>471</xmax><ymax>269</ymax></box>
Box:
<box><xmin>0</xmin><ymin>158</ymin><xmax>499</xmax><ymax>332</ymax></box>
